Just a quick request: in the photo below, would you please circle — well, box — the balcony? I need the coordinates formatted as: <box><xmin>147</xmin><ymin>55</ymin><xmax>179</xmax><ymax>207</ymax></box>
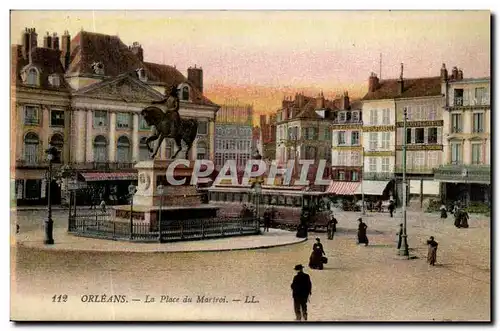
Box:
<box><xmin>331</xmin><ymin>119</ymin><xmax>363</xmax><ymax>125</ymax></box>
<box><xmin>453</xmin><ymin>97</ymin><xmax>490</xmax><ymax>107</ymax></box>
<box><xmin>434</xmin><ymin>165</ymin><xmax>490</xmax><ymax>184</ymax></box>
<box><xmin>70</xmin><ymin>162</ymin><xmax>137</xmax><ymax>171</ymax></box>
<box><xmin>362</xmin><ymin>172</ymin><xmax>394</xmax><ymax>180</ymax></box>
<box><xmin>394</xmin><ymin>166</ymin><xmax>435</xmax><ymax>174</ymax></box>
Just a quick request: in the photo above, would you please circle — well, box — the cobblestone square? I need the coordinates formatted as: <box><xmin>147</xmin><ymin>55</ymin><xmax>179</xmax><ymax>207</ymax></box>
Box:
<box><xmin>10</xmin><ymin>208</ymin><xmax>490</xmax><ymax>321</ymax></box>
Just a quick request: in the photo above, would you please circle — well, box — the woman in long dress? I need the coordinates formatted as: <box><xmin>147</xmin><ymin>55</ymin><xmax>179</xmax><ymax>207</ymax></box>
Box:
<box><xmin>357</xmin><ymin>218</ymin><xmax>369</xmax><ymax>246</ymax></box>
<box><xmin>309</xmin><ymin>238</ymin><xmax>325</xmax><ymax>270</ymax></box>
<box><xmin>427</xmin><ymin>236</ymin><xmax>438</xmax><ymax>266</ymax></box>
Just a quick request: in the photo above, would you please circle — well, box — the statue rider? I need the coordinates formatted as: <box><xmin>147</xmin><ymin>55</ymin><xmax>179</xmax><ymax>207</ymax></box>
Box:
<box><xmin>152</xmin><ymin>85</ymin><xmax>181</xmax><ymax>138</ymax></box>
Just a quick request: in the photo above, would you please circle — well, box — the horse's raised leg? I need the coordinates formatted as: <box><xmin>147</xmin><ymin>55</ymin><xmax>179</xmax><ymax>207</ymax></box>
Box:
<box><xmin>171</xmin><ymin>136</ymin><xmax>183</xmax><ymax>159</ymax></box>
<box><xmin>151</xmin><ymin>134</ymin><xmax>164</xmax><ymax>158</ymax></box>
<box><xmin>145</xmin><ymin>135</ymin><xmax>158</xmax><ymax>153</ymax></box>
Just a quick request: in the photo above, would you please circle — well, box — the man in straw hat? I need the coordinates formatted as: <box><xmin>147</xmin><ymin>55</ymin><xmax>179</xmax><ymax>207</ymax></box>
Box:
<box><xmin>290</xmin><ymin>264</ymin><xmax>312</xmax><ymax>321</ymax></box>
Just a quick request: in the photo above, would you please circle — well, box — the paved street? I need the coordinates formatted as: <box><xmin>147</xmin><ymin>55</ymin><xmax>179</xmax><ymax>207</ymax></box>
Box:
<box><xmin>10</xmin><ymin>208</ymin><xmax>490</xmax><ymax>321</ymax></box>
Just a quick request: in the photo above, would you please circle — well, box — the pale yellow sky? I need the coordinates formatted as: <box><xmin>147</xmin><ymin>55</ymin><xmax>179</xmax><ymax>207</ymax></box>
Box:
<box><xmin>11</xmin><ymin>10</ymin><xmax>491</xmax><ymax>118</ymax></box>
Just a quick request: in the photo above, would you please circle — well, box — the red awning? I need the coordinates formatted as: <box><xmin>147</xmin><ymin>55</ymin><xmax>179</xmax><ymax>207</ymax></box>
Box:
<box><xmin>80</xmin><ymin>172</ymin><xmax>138</xmax><ymax>182</ymax></box>
<box><xmin>326</xmin><ymin>181</ymin><xmax>360</xmax><ymax>195</ymax></box>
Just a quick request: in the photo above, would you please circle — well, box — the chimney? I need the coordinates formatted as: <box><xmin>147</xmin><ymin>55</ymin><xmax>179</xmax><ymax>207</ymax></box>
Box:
<box><xmin>368</xmin><ymin>72</ymin><xmax>379</xmax><ymax>93</ymax></box>
<box><xmin>51</xmin><ymin>33</ymin><xmax>59</xmax><ymax>50</ymax></box>
<box><xmin>458</xmin><ymin>68</ymin><xmax>464</xmax><ymax>80</ymax></box>
<box><xmin>29</xmin><ymin>28</ymin><xmax>38</xmax><ymax>50</ymax></box>
<box><xmin>296</xmin><ymin>93</ymin><xmax>305</xmax><ymax>108</ymax></box>
<box><xmin>440</xmin><ymin>63</ymin><xmax>448</xmax><ymax>82</ymax></box>
<box><xmin>43</xmin><ymin>32</ymin><xmax>52</xmax><ymax>48</ymax></box>
<box><xmin>341</xmin><ymin>91</ymin><xmax>350</xmax><ymax>110</ymax></box>
<box><xmin>60</xmin><ymin>30</ymin><xmax>71</xmax><ymax>70</ymax></box>
<box><xmin>451</xmin><ymin>66</ymin><xmax>459</xmax><ymax>80</ymax></box>
<box><xmin>399</xmin><ymin>63</ymin><xmax>404</xmax><ymax>95</ymax></box>
<box><xmin>187</xmin><ymin>65</ymin><xmax>203</xmax><ymax>93</ymax></box>
<box><xmin>21</xmin><ymin>28</ymin><xmax>30</xmax><ymax>60</ymax></box>
<box><xmin>316</xmin><ymin>91</ymin><xmax>325</xmax><ymax>109</ymax></box>
<box><xmin>130</xmin><ymin>42</ymin><xmax>143</xmax><ymax>62</ymax></box>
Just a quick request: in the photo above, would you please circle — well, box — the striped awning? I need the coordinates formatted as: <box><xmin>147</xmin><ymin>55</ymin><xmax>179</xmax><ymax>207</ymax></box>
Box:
<box><xmin>80</xmin><ymin>172</ymin><xmax>138</xmax><ymax>182</ymax></box>
<box><xmin>326</xmin><ymin>181</ymin><xmax>360</xmax><ymax>195</ymax></box>
<box><xmin>354</xmin><ymin>180</ymin><xmax>390</xmax><ymax>196</ymax></box>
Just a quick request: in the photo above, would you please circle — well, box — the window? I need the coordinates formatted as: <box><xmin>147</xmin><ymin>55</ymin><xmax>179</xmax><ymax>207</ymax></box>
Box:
<box><xmin>338</xmin><ymin>111</ymin><xmax>346</xmax><ymax>122</ymax></box>
<box><xmin>27</xmin><ymin>68</ymin><xmax>38</xmax><ymax>85</ymax></box>
<box><xmin>428</xmin><ymin>152</ymin><xmax>439</xmax><ymax>169</ymax></box>
<box><xmin>414</xmin><ymin>152</ymin><xmax>425</xmax><ymax>168</ymax></box>
<box><xmin>198</xmin><ymin>122</ymin><xmax>208</xmax><ymax>135</ymax></box>
<box><xmin>323</xmin><ymin>129</ymin><xmax>331</xmax><ymax>141</ymax></box>
<box><xmin>24</xmin><ymin>132</ymin><xmax>39</xmax><ymax>164</ymax></box>
<box><xmin>139</xmin><ymin>117</ymin><xmax>150</xmax><ymax>130</ymax></box>
<box><xmin>338</xmin><ymin>171</ymin><xmax>345</xmax><ymax>181</ymax></box>
<box><xmin>50</xmin><ymin>110</ymin><xmax>64</xmax><ymax>127</ymax></box>
<box><xmin>370</xmin><ymin>110</ymin><xmax>379</xmax><ymax>125</ymax></box>
<box><xmin>369</xmin><ymin>133</ymin><xmax>378</xmax><ymax>150</ymax></box>
<box><xmin>24</xmin><ymin>106</ymin><xmax>39</xmax><ymax>125</ymax></box>
<box><xmin>50</xmin><ymin>134</ymin><xmax>64</xmax><ymax>163</ymax></box>
<box><xmin>415</xmin><ymin>128</ymin><xmax>424</xmax><ymax>144</ymax></box>
<box><xmin>93</xmin><ymin>135</ymin><xmax>108</xmax><ymax>162</ymax></box>
<box><xmin>182</xmin><ymin>86</ymin><xmax>189</xmax><ymax>101</ymax></box>
<box><xmin>451</xmin><ymin>114</ymin><xmax>462</xmax><ymax>133</ymax></box>
<box><xmin>116</xmin><ymin>113</ymin><xmax>131</xmax><ymax>129</ymax></box>
<box><xmin>351</xmin><ymin>171</ymin><xmax>359</xmax><ymax>181</ymax></box>
<box><xmin>350</xmin><ymin>152</ymin><xmax>360</xmax><ymax>166</ymax></box>
<box><xmin>382</xmin><ymin>108</ymin><xmax>390</xmax><ymax>124</ymax></box>
<box><xmin>475</xmin><ymin>87</ymin><xmax>486</xmax><ymax>104</ymax></box>
<box><xmin>351</xmin><ymin>131</ymin><xmax>360</xmax><ymax>145</ymax></box>
<box><xmin>406</xmin><ymin>128</ymin><xmax>412</xmax><ymax>144</ymax></box>
<box><xmin>116</xmin><ymin>136</ymin><xmax>131</xmax><ymax>163</ymax></box>
<box><xmin>25</xmin><ymin>179</ymin><xmax>41</xmax><ymax>200</ymax></box>
<box><xmin>93</xmin><ymin>111</ymin><xmax>108</xmax><ymax>128</ymax></box>
<box><xmin>139</xmin><ymin>137</ymin><xmax>149</xmax><ymax>161</ymax></box>
<box><xmin>472</xmin><ymin>143</ymin><xmax>482</xmax><ymax>164</ymax></box>
<box><xmin>454</xmin><ymin>89</ymin><xmax>464</xmax><ymax>106</ymax></box>
<box><xmin>382</xmin><ymin>132</ymin><xmax>390</xmax><ymax>149</ymax></box>
<box><xmin>197</xmin><ymin>141</ymin><xmax>207</xmax><ymax>160</ymax></box>
<box><xmin>381</xmin><ymin>157</ymin><xmax>390</xmax><ymax>172</ymax></box>
<box><xmin>427</xmin><ymin>128</ymin><xmax>438</xmax><ymax>144</ymax></box>
<box><xmin>352</xmin><ymin>111</ymin><xmax>359</xmax><ymax>122</ymax></box>
<box><xmin>338</xmin><ymin>152</ymin><xmax>347</xmax><ymax>166</ymax></box>
<box><xmin>428</xmin><ymin>105</ymin><xmax>437</xmax><ymax>120</ymax></box>
<box><xmin>473</xmin><ymin>113</ymin><xmax>484</xmax><ymax>133</ymax></box>
<box><xmin>369</xmin><ymin>158</ymin><xmax>377</xmax><ymax>172</ymax></box>
<box><xmin>215</xmin><ymin>153</ymin><xmax>223</xmax><ymax>167</ymax></box>
<box><xmin>451</xmin><ymin>142</ymin><xmax>462</xmax><ymax>165</ymax></box>
<box><xmin>48</xmin><ymin>74</ymin><xmax>60</xmax><ymax>87</ymax></box>
<box><xmin>338</xmin><ymin>131</ymin><xmax>346</xmax><ymax>145</ymax></box>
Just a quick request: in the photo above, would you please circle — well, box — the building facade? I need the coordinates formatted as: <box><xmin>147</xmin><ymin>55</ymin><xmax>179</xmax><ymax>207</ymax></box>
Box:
<box><xmin>259</xmin><ymin>113</ymin><xmax>277</xmax><ymax>161</ymax></box>
<box><xmin>434</xmin><ymin>65</ymin><xmax>491</xmax><ymax>204</ymax></box>
<box><xmin>12</xmin><ymin>28</ymin><xmax>219</xmax><ymax>205</ymax></box>
<box><xmin>214</xmin><ymin>102</ymin><xmax>254</xmax><ymax>170</ymax></box>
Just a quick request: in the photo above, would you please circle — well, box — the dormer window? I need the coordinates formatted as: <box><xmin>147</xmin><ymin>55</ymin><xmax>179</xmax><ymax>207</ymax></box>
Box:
<box><xmin>136</xmin><ymin>68</ymin><xmax>147</xmax><ymax>82</ymax></box>
<box><xmin>91</xmin><ymin>62</ymin><xmax>105</xmax><ymax>75</ymax></box>
<box><xmin>338</xmin><ymin>111</ymin><xmax>346</xmax><ymax>122</ymax></box>
<box><xmin>352</xmin><ymin>111</ymin><xmax>359</xmax><ymax>122</ymax></box>
<box><xmin>182</xmin><ymin>85</ymin><xmax>190</xmax><ymax>101</ymax></box>
<box><xmin>21</xmin><ymin>66</ymin><xmax>40</xmax><ymax>86</ymax></box>
<box><xmin>48</xmin><ymin>74</ymin><xmax>60</xmax><ymax>87</ymax></box>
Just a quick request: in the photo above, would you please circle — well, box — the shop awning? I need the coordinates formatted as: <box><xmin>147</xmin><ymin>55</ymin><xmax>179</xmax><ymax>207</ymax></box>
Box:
<box><xmin>326</xmin><ymin>181</ymin><xmax>360</xmax><ymax>195</ymax></box>
<box><xmin>354</xmin><ymin>181</ymin><xmax>390</xmax><ymax>196</ymax></box>
<box><xmin>80</xmin><ymin>172</ymin><xmax>138</xmax><ymax>182</ymax></box>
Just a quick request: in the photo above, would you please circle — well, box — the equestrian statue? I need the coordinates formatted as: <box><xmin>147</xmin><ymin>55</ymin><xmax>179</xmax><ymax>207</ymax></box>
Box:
<box><xmin>140</xmin><ymin>86</ymin><xmax>198</xmax><ymax>159</ymax></box>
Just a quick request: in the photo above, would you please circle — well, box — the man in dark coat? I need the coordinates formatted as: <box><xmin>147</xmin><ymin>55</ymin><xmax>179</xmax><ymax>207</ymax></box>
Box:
<box><xmin>454</xmin><ymin>208</ymin><xmax>462</xmax><ymax>228</ymax></box>
<box><xmin>357</xmin><ymin>218</ymin><xmax>369</xmax><ymax>246</ymax></box>
<box><xmin>327</xmin><ymin>216</ymin><xmax>338</xmax><ymax>240</ymax></box>
<box><xmin>388</xmin><ymin>200</ymin><xmax>395</xmax><ymax>218</ymax></box>
<box><xmin>291</xmin><ymin>264</ymin><xmax>312</xmax><ymax>321</ymax></box>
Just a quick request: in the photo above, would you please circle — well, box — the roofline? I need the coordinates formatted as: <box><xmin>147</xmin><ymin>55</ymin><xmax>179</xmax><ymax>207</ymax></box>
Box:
<box><xmin>448</xmin><ymin>77</ymin><xmax>491</xmax><ymax>84</ymax></box>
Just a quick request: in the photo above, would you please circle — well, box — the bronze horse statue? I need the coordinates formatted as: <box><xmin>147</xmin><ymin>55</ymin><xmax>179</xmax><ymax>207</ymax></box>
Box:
<box><xmin>140</xmin><ymin>106</ymin><xmax>198</xmax><ymax>159</ymax></box>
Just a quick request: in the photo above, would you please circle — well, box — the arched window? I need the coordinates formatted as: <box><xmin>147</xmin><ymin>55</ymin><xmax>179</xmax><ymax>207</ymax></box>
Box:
<box><xmin>50</xmin><ymin>134</ymin><xmax>64</xmax><ymax>163</ymax></box>
<box><xmin>197</xmin><ymin>141</ymin><xmax>207</xmax><ymax>160</ymax></box>
<box><xmin>27</xmin><ymin>68</ymin><xmax>38</xmax><ymax>86</ymax></box>
<box><xmin>139</xmin><ymin>137</ymin><xmax>149</xmax><ymax>161</ymax></box>
<box><xmin>165</xmin><ymin>140</ymin><xmax>174</xmax><ymax>160</ymax></box>
<box><xmin>116</xmin><ymin>136</ymin><xmax>131</xmax><ymax>163</ymax></box>
<box><xmin>93</xmin><ymin>135</ymin><xmax>108</xmax><ymax>163</ymax></box>
<box><xmin>182</xmin><ymin>86</ymin><xmax>189</xmax><ymax>101</ymax></box>
<box><xmin>24</xmin><ymin>132</ymin><xmax>39</xmax><ymax>164</ymax></box>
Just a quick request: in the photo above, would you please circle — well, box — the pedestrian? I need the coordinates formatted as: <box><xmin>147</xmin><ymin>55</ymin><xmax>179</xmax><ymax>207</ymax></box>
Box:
<box><xmin>426</xmin><ymin>236</ymin><xmax>438</xmax><ymax>266</ymax></box>
<box><xmin>397</xmin><ymin>223</ymin><xmax>403</xmax><ymax>249</ymax></box>
<box><xmin>16</xmin><ymin>224</ymin><xmax>19</xmax><ymax>234</ymax></box>
<box><xmin>440</xmin><ymin>203</ymin><xmax>447</xmax><ymax>219</ymax></box>
<box><xmin>327</xmin><ymin>216</ymin><xmax>337</xmax><ymax>240</ymax></box>
<box><xmin>388</xmin><ymin>200</ymin><xmax>395</xmax><ymax>217</ymax></box>
<box><xmin>357</xmin><ymin>218</ymin><xmax>369</xmax><ymax>246</ymax></box>
<box><xmin>309</xmin><ymin>238</ymin><xmax>326</xmax><ymax>270</ymax></box>
<box><xmin>263</xmin><ymin>209</ymin><xmax>271</xmax><ymax>232</ymax></box>
<box><xmin>460</xmin><ymin>209</ymin><xmax>469</xmax><ymax>228</ymax></box>
<box><xmin>454</xmin><ymin>208</ymin><xmax>462</xmax><ymax>228</ymax></box>
<box><xmin>290</xmin><ymin>264</ymin><xmax>312</xmax><ymax>321</ymax></box>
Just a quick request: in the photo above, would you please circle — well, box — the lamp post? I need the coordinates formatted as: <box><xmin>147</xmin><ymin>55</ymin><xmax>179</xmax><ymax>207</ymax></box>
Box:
<box><xmin>361</xmin><ymin>146</ymin><xmax>365</xmax><ymax>215</ymax></box>
<box><xmin>44</xmin><ymin>144</ymin><xmax>59</xmax><ymax>245</ymax></box>
<box><xmin>399</xmin><ymin>107</ymin><xmax>410</xmax><ymax>257</ymax></box>
<box><xmin>157</xmin><ymin>185</ymin><xmax>164</xmax><ymax>243</ymax></box>
<box><xmin>253</xmin><ymin>180</ymin><xmax>262</xmax><ymax>224</ymax></box>
<box><xmin>128</xmin><ymin>183</ymin><xmax>137</xmax><ymax>240</ymax></box>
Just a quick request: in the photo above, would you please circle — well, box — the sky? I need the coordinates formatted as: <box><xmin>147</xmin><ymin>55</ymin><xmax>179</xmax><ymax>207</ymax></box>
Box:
<box><xmin>10</xmin><ymin>10</ymin><xmax>491</xmax><ymax>123</ymax></box>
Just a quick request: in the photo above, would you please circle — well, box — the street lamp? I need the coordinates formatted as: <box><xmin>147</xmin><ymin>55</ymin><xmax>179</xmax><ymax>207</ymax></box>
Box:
<box><xmin>44</xmin><ymin>144</ymin><xmax>59</xmax><ymax>245</ymax></box>
<box><xmin>157</xmin><ymin>185</ymin><xmax>164</xmax><ymax>243</ymax></box>
<box><xmin>399</xmin><ymin>107</ymin><xmax>410</xmax><ymax>257</ymax></box>
<box><xmin>128</xmin><ymin>183</ymin><xmax>137</xmax><ymax>240</ymax></box>
<box><xmin>253</xmin><ymin>180</ymin><xmax>262</xmax><ymax>223</ymax></box>
<box><xmin>361</xmin><ymin>146</ymin><xmax>365</xmax><ymax>215</ymax></box>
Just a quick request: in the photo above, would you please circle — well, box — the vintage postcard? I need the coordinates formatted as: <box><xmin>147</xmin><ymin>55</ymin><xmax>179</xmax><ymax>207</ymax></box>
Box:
<box><xmin>10</xmin><ymin>10</ymin><xmax>491</xmax><ymax>322</ymax></box>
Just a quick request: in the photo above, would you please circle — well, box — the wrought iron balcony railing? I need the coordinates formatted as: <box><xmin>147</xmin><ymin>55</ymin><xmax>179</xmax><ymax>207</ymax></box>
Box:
<box><xmin>453</xmin><ymin>97</ymin><xmax>490</xmax><ymax>107</ymax></box>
